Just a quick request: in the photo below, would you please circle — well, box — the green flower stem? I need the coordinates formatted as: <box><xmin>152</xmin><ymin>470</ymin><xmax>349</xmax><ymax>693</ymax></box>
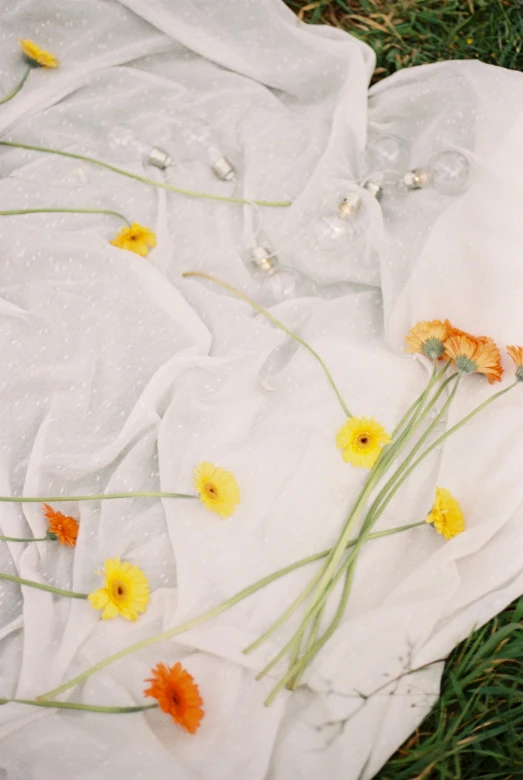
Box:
<box><xmin>183</xmin><ymin>271</ymin><xmax>352</xmax><ymax>418</ymax></box>
<box><xmin>0</xmin><ymin>492</ymin><xmax>196</xmax><ymax>504</ymax></box>
<box><xmin>0</xmin><ymin>67</ymin><xmax>31</xmax><ymax>105</ymax></box>
<box><xmin>0</xmin><ymin>535</ymin><xmax>48</xmax><ymax>542</ymax></box>
<box><xmin>364</xmin><ymin>379</ymin><xmax>519</xmax><ymax>531</ymax></box>
<box><xmin>256</xmin><ymin>369</ymin><xmax>451</xmax><ymax>666</ymax></box>
<box><xmin>255</xmin><ymin>550</ymin><xmax>357</xmax><ymax>682</ymax></box>
<box><xmin>0</xmin><ymin>141</ymin><xmax>291</xmax><ymax>208</ymax></box>
<box><xmin>281</xmin><ymin>375</ymin><xmax>514</xmax><ymax>697</ymax></box>
<box><xmin>303</xmin><ymin>370</ymin><xmax>458</xmax><ymax>617</ymax></box>
<box><xmin>0</xmin><ymin>698</ymin><xmax>158</xmax><ymax>714</ymax></box>
<box><xmin>0</xmin><ymin>208</ymin><xmax>131</xmax><ymax>226</ymax></box>
<box><xmin>266</xmin><ymin>370</ymin><xmax>458</xmax><ymax>694</ymax></box>
<box><xmin>37</xmin><ymin>520</ymin><xmax>425</xmax><ymax>702</ymax></box>
<box><xmin>267</xmin><ymin>560</ymin><xmax>356</xmax><ymax>704</ymax></box>
<box><xmin>0</xmin><ymin>572</ymin><xmax>88</xmax><ymax>599</ymax></box>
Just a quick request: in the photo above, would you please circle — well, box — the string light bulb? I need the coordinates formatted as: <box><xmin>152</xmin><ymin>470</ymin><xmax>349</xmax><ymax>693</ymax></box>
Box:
<box><xmin>365</xmin><ymin>134</ymin><xmax>410</xmax><ymax>176</ymax></box>
<box><xmin>313</xmin><ymin>191</ymin><xmax>367</xmax><ymax>253</ymax></box>
<box><xmin>249</xmin><ymin>242</ymin><xmax>318</xmax><ymax>304</ymax></box>
<box><xmin>107</xmin><ymin>123</ymin><xmax>173</xmax><ymax>169</ymax></box>
<box><xmin>401</xmin><ymin>150</ymin><xmax>471</xmax><ymax>195</ymax></box>
<box><xmin>185</xmin><ymin>120</ymin><xmax>236</xmax><ymax>182</ymax></box>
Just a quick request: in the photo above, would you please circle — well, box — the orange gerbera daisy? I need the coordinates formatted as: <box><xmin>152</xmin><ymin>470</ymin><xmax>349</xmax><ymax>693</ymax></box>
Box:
<box><xmin>444</xmin><ymin>333</ymin><xmax>503</xmax><ymax>383</ymax></box>
<box><xmin>42</xmin><ymin>503</ymin><xmax>79</xmax><ymax>546</ymax></box>
<box><xmin>507</xmin><ymin>345</ymin><xmax>523</xmax><ymax>382</ymax></box>
<box><xmin>405</xmin><ymin>320</ymin><xmax>449</xmax><ymax>360</ymax></box>
<box><xmin>144</xmin><ymin>662</ymin><xmax>204</xmax><ymax>734</ymax></box>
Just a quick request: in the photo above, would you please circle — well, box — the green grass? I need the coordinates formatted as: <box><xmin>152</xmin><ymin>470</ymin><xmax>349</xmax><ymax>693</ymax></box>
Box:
<box><xmin>282</xmin><ymin>2</ymin><xmax>523</xmax><ymax>776</ymax></box>
<box><xmin>285</xmin><ymin>0</ymin><xmax>523</xmax><ymax>82</ymax></box>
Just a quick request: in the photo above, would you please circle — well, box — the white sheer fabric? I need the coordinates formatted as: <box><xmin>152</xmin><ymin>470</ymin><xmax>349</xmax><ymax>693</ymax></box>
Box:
<box><xmin>0</xmin><ymin>1</ymin><xmax>522</xmax><ymax>778</ymax></box>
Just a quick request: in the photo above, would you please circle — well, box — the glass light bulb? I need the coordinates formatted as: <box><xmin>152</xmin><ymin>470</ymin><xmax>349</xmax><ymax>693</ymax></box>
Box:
<box><xmin>185</xmin><ymin>120</ymin><xmax>236</xmax><ymax>181</ymax></box>
<box><xmin>365</xmin><ymin>134</ymin><xmax>410</xmax><ymax>175</ymax></box>
<box><xmin>313</xmin><ymin>194</ymin><xmax>365</xmax><ymax>254</ymax></box>
<box><xmin>428</xmin><ymin>150</ymin><xmax>470</xmax><ymax>195</ymax></box>
<box><xmin>107</xmin><ymin>123</ymin><xmax>173</xmax><ymax>169</ymax></box>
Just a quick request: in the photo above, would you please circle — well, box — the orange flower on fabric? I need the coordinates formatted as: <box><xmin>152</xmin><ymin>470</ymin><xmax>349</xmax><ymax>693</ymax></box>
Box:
<box><xmin>507</xmin><ymin>345</ymin><xmax>523</xmax><ymax>382</ymax></box>
<box><xmin>42</xmin><ymin>503</ymin><xmax>79</xmax><ymax>547</ymax></box>
<box><xmin>110</xmin><ymin>223</ymin><xmax>156</xmax><ymax>257</ymax></box>
<box><xmin>405</xmin><ymin>320</ymin><xmax>450</xmax><ymax>360</ymax></box>
<box><xmin>144</xmin><ymin>662</ymin><xmax>204</xmax><ymax>734</ymax></box>
<box><xmin>444</xmin><ymin>333</ymin><xmax>503</xmax><ymax>383</ymax></box>
<box><xmin>18</xmin><ymin>39</ymin><xmax>59</xmax><ymax>68</ymax></box>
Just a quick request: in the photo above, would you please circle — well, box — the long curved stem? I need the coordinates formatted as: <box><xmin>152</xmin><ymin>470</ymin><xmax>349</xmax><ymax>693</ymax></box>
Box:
<box><xmin>0</xmin><ymin>697</ymin><xmax>157</xmax><ymax>714</ymax></box>
<box><xmin>182</xmin><ymin>272</ymin><xmax>352</xmax><ymax>418</ymax></box>
<box><xmin>0</xmin><ymin>492</ymin><xmax>196</xmax><ymax>504</ymax></box>
<box><xmin>0</xmin><ymin>141</ymin><xmax>291</xmax><ymax>208</ymax></box>
<box><xmin>0</xmin><ymin>572</ymin><xmax>88</xmax><ymax>599</ymax></box>
<box><xmin>0</xmin><ymin>208</ymin><xmax>130</xmax><ymax>225</ymax></box>
<box><xmin>0</xmin><ymin>535</ymin><xmax>48</xmax><ymax>542</ymax></box>
<box><xmin>0</xmin><ymin>67</ymin><xmax>30</xmax><ymax>105</ymax></box>
<box><xmin>37</xmin><ymin>520</ymin><xmax>425</xmax><ymax>701</ymax></box>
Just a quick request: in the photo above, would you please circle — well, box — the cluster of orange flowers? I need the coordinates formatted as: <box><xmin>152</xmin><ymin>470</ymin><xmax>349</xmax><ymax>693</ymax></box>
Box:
<box><xmin>405</xmin><ymin>318</ymin><xmax>523</xmax><ymax>383</ymax></box>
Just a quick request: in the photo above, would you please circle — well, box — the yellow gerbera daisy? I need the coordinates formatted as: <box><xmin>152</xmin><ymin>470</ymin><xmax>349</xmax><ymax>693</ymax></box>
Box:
<box><xmin>405</xmin><ymin>319</ymin><xmax>449</xmax><ymax>360</ymax></box>
<box><xmin>426</xmin><ymin>487</ymin><xmax>465</xmax><ymax>540</ymax></box>
<box><xmin>194</xmin><ymin>462</ymin><xmax>240</xmax><ymax>518</ymax></box>
<box><xmin>18</xmin><ymin>39</ymin><xmax>59</xmax><ymax>68</ymax></box>
<box><xmin>110</xmin><ymin>223</ymin><xmax>156</xmax><ymax>257</ymax></box>
<box><xmin>88</xmin><ymin>558</ymin><xmax>150</xmax><ymax>621</ymax></box>
<box><xmin>444</xmin><ymin>333</ymin><xmax>503</xmax><ymax>384</ymax></box>
<box><xmin>507</xmin><ymin>345</ymin><xmax>523</xmax><ymax>382</ymax></box>
<box><xmin>336</xmin><ymin>416</ymin><xmax>391</xmax><ymax>469</ymax></box>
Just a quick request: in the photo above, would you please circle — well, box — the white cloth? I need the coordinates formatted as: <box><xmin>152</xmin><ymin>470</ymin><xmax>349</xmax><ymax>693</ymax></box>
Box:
<box><xmin>0</xmin><ymin>1</ymin><xmax>522</xmax><ymax>778</ymax></box>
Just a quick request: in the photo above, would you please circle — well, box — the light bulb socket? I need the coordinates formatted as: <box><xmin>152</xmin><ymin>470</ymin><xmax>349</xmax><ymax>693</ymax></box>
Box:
<box><xmin>252</xmin><ymin>245</ymin><xmax>277</xmax><ymax>275</ymax></box>
<box><xmin>212</xmin><ymin>156</ymin><xmax>236</xmax><ymax>182</ymax></box>
<box><xmin>363</xmin><ymin>180</ymin><xmax>383</xmax><ymax>200</ymax></box>
<box><xmin>403</xmin><ymin>168</ymin><xmax>432</xmax><ymax>190</ymax></box>
<box><xmin>147</xmin><ymin>147</ymin><xmax>173</xmax><ymax>169</ymax></box>
<box><xmin>338</xmin><ymin>193</ymin><xmax>362</xmax><ymax>219</ymax></box>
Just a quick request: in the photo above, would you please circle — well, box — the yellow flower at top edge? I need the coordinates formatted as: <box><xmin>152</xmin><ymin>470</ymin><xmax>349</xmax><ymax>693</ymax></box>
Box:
<box><xmin>426</xmin><ymin>487</ymin><xmax>465</xmax><ymax>540</ymax></box>
<box><xmin>194</xmin><ymin>462</ymin><xmax>240</xmax><ymax>518</ymax></box>
<box><xmin>507</xmin><ymin>345</ymin><xmax>523</xmax><ymax>382</ymax></box>
<box><xmin>18</xmin><ymin>39</ymin><xmax>59</xmax><ymax>68</ymax></box>
<box><xmin>444</xmin><ymin>333</ymin><xmax>503</xmax><ymax>384</ymax></box>
<box><xmin>88</xmin><ymin>558</ymin><xmax>150</xmax><ymax>620</ymax></box>
<box><xmin>110</xmin><ymin>223</ymin><xmax>157</xmax><ymax>257</ymax></box>
<box><xmin>336</xmin><ymin>416</ymin><xmax>391</xmax><ymax>469</ymax></box>
<box><xmin>405</xmin><ymin>319</ymin><xmax>450</xmax><ymax>360</ymax></box>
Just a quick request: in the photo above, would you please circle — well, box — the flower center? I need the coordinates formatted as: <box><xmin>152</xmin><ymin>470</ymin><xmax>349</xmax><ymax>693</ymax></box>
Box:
<box><xmin>455</xmin><ymin>354</ymin><xmax>478</xmax><ymax>374</ymax></box>
<box><xmin>204</xmin><ymin>482</ymin><xmax>219</xmax><ymax>499</ymax></box>
<box><xmin>421</xmin><ymin>337</ymin><xmax>445</xmax><ymax>359</ymax></box>
<box><xmin>357</xmin><ymin>433</ymin><xmax>371</xmax><ymax>448</ymax></box>
<box><xmin>111</xmin><ymin>580</ymin><xmax>126</xmax><ymax>601</ymax></box>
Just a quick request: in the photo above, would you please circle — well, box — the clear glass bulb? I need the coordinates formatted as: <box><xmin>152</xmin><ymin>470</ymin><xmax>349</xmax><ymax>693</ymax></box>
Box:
<box><xmin>107</xmin><ymin>123</ymin><xmax>173</xmax><ymax>169</ymax></box>
<box><xmin>185</xmin><ymin>119</ymin><xmax>236</xmax><ymax>182</ymax></box>
<box><xmin>313</xmin><ymin>194</ymin><xmax>366</xmax><ymax>254</ymax></box>
<box><xmin>428</xmin><ymin>150</ymin><xmax>470</xmax><ymax>195</ymax></box>
<box><xmin>365</xmin><ymin>134</ymin><xmax>410</xmax><ymax>175</ymax></box>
